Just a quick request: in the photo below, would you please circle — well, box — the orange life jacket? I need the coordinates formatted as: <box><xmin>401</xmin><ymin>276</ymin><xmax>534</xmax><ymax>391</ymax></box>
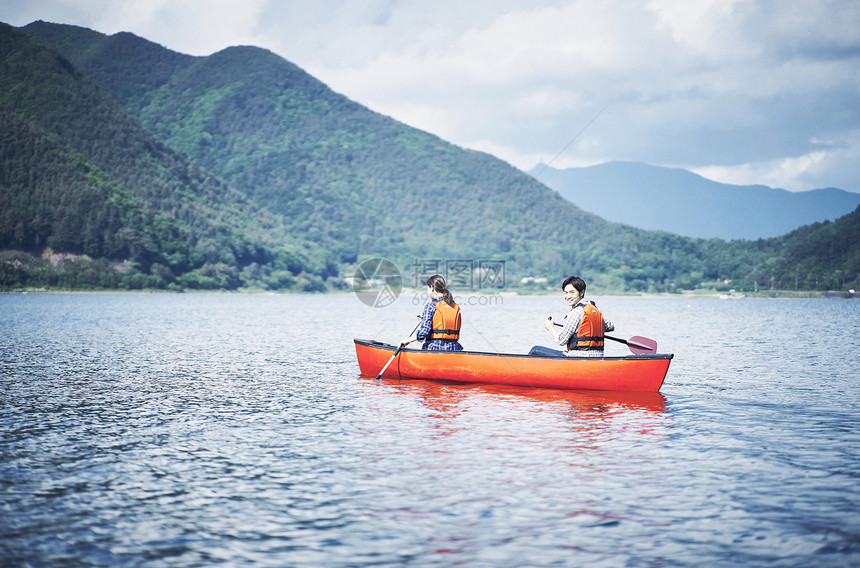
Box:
<box><xmin>568</xmin><ymin>303</ymin><xmax>605</xmax><ymax>350</ymax></box>
<box><xmin>429</xmin><ymin>300</ymin><xmax>461</xmax><ymax>341</ymax></box>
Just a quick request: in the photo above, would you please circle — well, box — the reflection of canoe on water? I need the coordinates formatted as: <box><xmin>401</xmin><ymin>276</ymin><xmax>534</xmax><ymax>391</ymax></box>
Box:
<box><xmin>368</xmin><ymin>376</ymin><xmax>668</xmax><ymax>413</ymax></box>
<box><xmin>354</xmin><ymin>339</ymin><xmax>674</xmax><ymax>393</ymax></box>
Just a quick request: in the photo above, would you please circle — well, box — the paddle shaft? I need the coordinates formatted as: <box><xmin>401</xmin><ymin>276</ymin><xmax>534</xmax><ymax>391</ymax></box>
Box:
<box><xmin>552</xmin><ymin>321</ymin><xmax>654</xmax><ymax>352</ymax></box>
<box><xmin>374</xmin><ymin>319</ymin><xmax>421</xmax><ymax>380</ymax></box>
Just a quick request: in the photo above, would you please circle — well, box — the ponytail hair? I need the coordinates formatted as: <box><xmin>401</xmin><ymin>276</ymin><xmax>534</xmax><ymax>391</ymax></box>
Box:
<box><xmin>426</xmin><ymin>274</ymin><xmax>455</xmax><ymax>306</ymax></box>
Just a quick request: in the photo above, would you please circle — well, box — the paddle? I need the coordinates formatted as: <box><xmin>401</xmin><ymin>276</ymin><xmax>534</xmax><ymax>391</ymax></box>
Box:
<box><xmin>551</xmin><ymin>321</ymin><xmax>657</xmax><ymax>354</ymax></box>
<box><xmin>374</xmin><ymin>319</ymin><xmax>421</xmax><ymax>380</ymax></box>
<box><xmin>605</xmin><ymin>335</ymin><xmax>657</xmax><ymax>355</ymax></box>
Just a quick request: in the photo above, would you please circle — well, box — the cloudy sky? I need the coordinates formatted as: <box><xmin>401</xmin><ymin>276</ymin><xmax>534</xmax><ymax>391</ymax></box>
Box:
<box><xmin>2</xmin><ymin>0</ymin><xmax>859</xmax><ymax>192</ymax></box>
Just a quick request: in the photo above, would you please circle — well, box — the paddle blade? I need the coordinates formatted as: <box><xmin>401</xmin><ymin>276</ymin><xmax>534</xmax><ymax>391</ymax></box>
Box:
<box><xmin>627</xmin><ymin>336</ymin><xmax>657</xmax><ymax>355</ymax></box>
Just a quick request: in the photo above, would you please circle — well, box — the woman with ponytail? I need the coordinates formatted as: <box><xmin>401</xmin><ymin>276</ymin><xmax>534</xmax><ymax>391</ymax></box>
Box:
<box><xmin>402</xmin><ymin>274</ymin><xmax>463</xmax><ymax>351</ymax></box>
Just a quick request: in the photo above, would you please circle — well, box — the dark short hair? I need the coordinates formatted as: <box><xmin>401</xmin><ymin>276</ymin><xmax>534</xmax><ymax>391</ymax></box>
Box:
<box><xmin>562</xmin><ymin>275</ymin><xmax>586</xmax><ymax>294</ymax></box>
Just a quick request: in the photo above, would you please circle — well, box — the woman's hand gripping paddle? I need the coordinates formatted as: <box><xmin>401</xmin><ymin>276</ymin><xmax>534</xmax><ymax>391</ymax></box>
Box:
<box><xmin>551</xmin><ymin>319</ymin><xmax>657</xmax><ymax>355</ymax></box>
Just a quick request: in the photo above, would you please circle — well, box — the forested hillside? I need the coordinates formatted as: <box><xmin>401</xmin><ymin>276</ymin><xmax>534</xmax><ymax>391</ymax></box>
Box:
<box><xmin>3</xmin><ymin>20</ymin><xmax>858</xmax><ymax>293</ymax></box>
<box><xmin>768</xmin><ymin>206</ymin><xmax>860</xmax><ymax>291</ymax></box>
<box><xmin>0</xmin><ymin>22</ymin><xmax>334</xmax><ymax>291</ymax></box>
<box><xmin>22</xmin><ymin>22</ymin><xmax>601</xmax><ymax>268</ymax></box>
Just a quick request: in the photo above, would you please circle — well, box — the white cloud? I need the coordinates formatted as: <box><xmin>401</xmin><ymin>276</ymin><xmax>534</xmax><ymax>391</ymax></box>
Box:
<box><xmin>94</xmin><ymin>0</ymin><xmax>271</xmax><ymax>55</ymax></box>
<box><xmin>3</xmin><ymin>0</ymin><xmax>272</xmax><ymax>54</ymax></box>
<box><xmin>2</xmin><ymin>0</ymin><xmax>859</xmax><ymax>192</ymax></box>
<box><xmin>694</xmin><ymin>129</ymin><xmax>860</xmax><ymax>191</ymax></box>
<box><xmin>694</xmin><ymin>155</ymin><xmax>827</xmax><ymax>191</ymax></box>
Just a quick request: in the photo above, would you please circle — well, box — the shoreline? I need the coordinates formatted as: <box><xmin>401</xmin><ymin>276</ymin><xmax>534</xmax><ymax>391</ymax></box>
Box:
<box><xmin>2</xmin><ymin>288</ymin><xmax>855</xmax><ymax>299</ymax></box>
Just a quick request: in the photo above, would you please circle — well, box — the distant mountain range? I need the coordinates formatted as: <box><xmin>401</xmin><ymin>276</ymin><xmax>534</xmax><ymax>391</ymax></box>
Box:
<box><xmin>531</xmin><ymin>162</ymin><xmax>860</xmax><ymax>241</ymax></box>
<box><xmin>1</xmin><ymin>20</ymin><xmax>858</xmax><ymax>293</ymax></box>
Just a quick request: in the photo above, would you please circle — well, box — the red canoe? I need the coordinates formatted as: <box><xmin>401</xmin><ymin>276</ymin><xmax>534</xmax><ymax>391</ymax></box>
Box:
<box><xmin>354</xmin><ymin>339</ymin><xmax>673</xmax><ymax>392</ymax></box>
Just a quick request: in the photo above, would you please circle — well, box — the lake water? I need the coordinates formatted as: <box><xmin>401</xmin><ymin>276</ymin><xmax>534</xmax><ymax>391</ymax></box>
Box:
<box><xmin>1</xmin><ymin>292</ymin><xmax>858</xmax><ymax>567</ymax></box>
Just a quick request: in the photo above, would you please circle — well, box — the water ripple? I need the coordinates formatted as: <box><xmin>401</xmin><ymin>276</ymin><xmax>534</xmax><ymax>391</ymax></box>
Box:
<box><xmin>1</xmin><ymin>294</ymin><xmax>858</xmax><ymax>566</ymax></box>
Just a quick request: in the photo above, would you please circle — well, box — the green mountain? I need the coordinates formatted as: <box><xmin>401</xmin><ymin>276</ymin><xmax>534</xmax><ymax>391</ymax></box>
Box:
<box><xmin>21</xmin><ymin>22</ymin><xmax>583</xmax><ymax>266</ymax></box>
<box><xmin>14</xmin><ymin>22</ymin><xmax>716</xmax><ymax>289</ymax></box>
<box><xmin>532</xmin><ymin>162</ymin><xmax>860</xmax><ymax>240</ymax></box>
<box><xmin>768</xmin><ymin>205</ymin><xmax>860</xmax><ymax>291</ymax></box>
<box><xmin>0</xmin><ymin>22</ymin><xmax>334</xmax><ymax>291</ymax></box>
<box><xmin>3</xmin><ymin>20</ymin><xmax>858</xmax><ymax>294</ymax></box>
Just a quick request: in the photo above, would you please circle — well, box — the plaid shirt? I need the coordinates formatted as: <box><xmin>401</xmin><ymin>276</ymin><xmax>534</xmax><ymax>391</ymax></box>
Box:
<box><xmin>416</xmin><ymin>299</ymin><xmax>463</xmax><ymax>351</ymax></box>
<box><xmin>556</xmin><ymin>300</ymin><xmax>614</xmax><ymax>358</ymax></box>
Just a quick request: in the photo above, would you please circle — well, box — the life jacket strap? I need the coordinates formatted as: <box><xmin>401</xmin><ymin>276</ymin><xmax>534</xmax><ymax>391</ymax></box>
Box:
<box><xmin>432</xmin><ymin>329</ymin><xmax>460</xmax><ymax>335</ymax></box>
<box><xmin>570</xmin><ymin>335</ymin><xmax>604</xmax><ymax>350</ymax></box>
